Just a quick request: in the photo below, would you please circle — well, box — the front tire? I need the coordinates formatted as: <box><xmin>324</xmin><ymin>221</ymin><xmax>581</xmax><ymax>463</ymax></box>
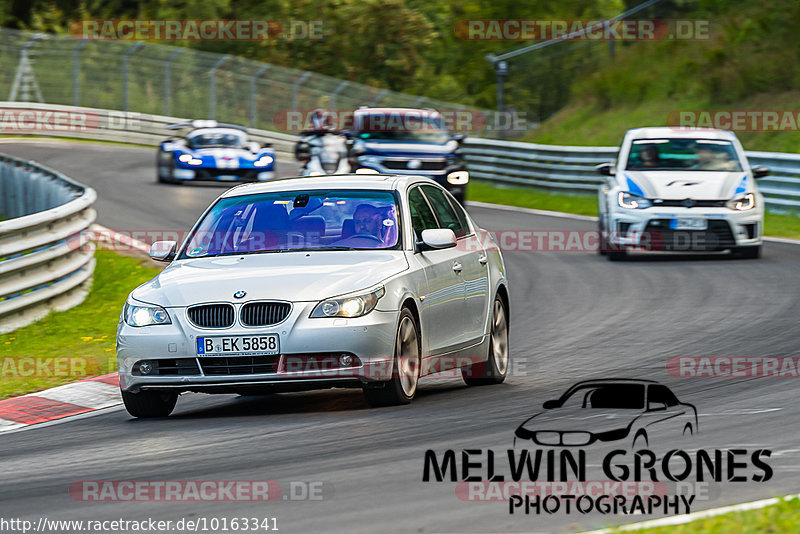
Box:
<box><xmin>462</xmin><ymin>296</ymin><xmax>509</xmax><ymax>386</ymax></box>
<box><xmin>122</xmin><ymin>390</ymin><xmax>178</xmax><ymax>418</ymax></box>
<box><xmin>363</xmin><ymin>308</ymin><xmax>420</xmax><ymax>407</ymax></box>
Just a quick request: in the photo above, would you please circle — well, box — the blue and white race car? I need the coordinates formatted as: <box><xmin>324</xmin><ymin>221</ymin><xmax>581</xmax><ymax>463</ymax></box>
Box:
<box><xmin>157</xmin><ymin>120</ymin><xmax>276</xmax><ymax>184</ymax></box>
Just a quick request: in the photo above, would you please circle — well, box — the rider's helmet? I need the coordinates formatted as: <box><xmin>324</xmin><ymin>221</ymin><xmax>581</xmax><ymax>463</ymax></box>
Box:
<box><xmin>310</xmin><ymin>108</ymin><xmax>332</xmax><ymax>131</ymax></box>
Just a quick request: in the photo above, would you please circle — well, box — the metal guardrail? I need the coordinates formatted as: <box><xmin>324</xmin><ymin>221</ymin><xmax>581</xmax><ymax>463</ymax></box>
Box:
<box><xmin>0</xmin><ymin>153</ymin><xmax>96</xmax><ymax>333</ymax></box>
<box><xmin>0</xmin><ymin>102</ymin><xmax>299</xmax><ymax>158</ymax></box>
<box><xmin>462</xmin><ymin>137</ymin><xmax>800</xmax><ymax>211</ymax></box>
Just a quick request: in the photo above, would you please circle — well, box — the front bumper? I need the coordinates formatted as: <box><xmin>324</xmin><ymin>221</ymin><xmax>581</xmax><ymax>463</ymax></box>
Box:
<box><xmin>606</xmin><ymin>205</ymin><xmax>763</xmax><ymax>251</ymax></box>
<box><xmin>356</xmin><ymin>156</ymin><xmax>467</xmax><ymax>195</ymax></box>
<box><xmin>117</xmin><ymin>301</ymin><xmax>398</xmax><ymax>393</ymax></box>
<box><xmin>173</xmin><ymin>166</ymin><xmax>276</xmax><ymax>182</ymax></box>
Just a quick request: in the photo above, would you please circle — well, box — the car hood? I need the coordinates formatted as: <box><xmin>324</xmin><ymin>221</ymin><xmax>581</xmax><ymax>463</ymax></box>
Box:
<box><xmin>623</xmin><ymin>170</ymin><xmax>748</xmax><ymax>200</ymax></box>
<box><xmin>194</xmin><ymin>147</ymin><xmax>259</xmax><ymax>161</ymax></box>
<box><xmin>517</xmin><ymin>407</ymin><xmax>640</xmax><ymax>434</ymax></box>
<box><xmin>132</xmin><ymin>251</ymin><xmax>409</xmax><ymax>307</ymax></box>
<box><xmin>360</xmin><ymin>139</ymin><xmax>458</xmax><ymax>156</ymax></box>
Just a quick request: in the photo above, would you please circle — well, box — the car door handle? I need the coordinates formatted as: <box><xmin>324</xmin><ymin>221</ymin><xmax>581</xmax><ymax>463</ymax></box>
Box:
<box><xmin>452</xmin><ymin>261</ymin><xmax>463</xmax><ymax>273</ymax></box>
<box><xmin>478</xmin><ymin>254</ymin><xmax>488</xmax><ymax>265</ymax></box>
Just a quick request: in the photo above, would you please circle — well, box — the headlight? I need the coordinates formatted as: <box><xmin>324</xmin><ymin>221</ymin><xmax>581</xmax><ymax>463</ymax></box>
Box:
<box><xmin>355</xmin><ymin>168</ymin><xmax>380</xmax><ymax>174</ymax></box>
<box><xmin>447</xmin><ymin>170</ymin><xmax>469</xmax><ymax>185</ymax></box>
<box><xmin>726</xmin><ymin>192</ymin><xmax>755</xmax><ymax>211</ymax></box>
<box><xmin>310</xmin><ymin>286</ymin><xmax>385</xmax><ymax>318</ymax></box>
<box><xmin>254</xmin><ymin>155</ymin><xmax>274</xmax><ymax>167</ymax></box>
<box><xmin>618</xmin><ymin>191</ymin><xmax>651</xmax><ymax>209</ymax></box>
<box><xmin>178</xmin><ymin>154</ymin><xmax>192</xmax><ymax>163</ymax></box>
<box><xmin>188</xmin><ymin>158</ymin><xmax>203</xmax><ymax>165</ymax></box>
<box><xmin>124</xmin><ymin>302</ymin><xmax>172</xmax><ymax>327</ymax></box>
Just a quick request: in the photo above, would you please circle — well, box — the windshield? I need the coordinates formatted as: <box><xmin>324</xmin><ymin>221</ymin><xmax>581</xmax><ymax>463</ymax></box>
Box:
<box><xmin>188</xmin><ymin>129</ymin><xmax>246</xmax><ymax>149</ymax></box>
<box><xmin>560</xmin><ymin>384</ymin><xmax>645</xmax><ymax>409</ymax></box>
<box><xmin>355</xmin><ymin>113</ymin><xmax>450</xmax><ymax>143</ymax></box>
<box><xmin>180</xmin><ymin>190</ymin><xmax>400</xmax><ymax>258</ymax></box>
<box><xmin>625</xmin><ymin>139</ymin><xmax>743</xmax><ymax>172</ymax></box>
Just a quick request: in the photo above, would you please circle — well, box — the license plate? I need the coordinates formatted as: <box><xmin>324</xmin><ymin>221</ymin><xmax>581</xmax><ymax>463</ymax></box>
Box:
<box><xmin>217</xmin><ymin>175</ymin><xmax>237</xmax><ymax>181</ymax></box>
<box><xmin>670</xmin><ymin>218</ymin><xmax>707</xmax><ymax>230</ymax></box>
<box><xmin>196</xmin><ymin>334</ymin><xmax>279</xmax><ymax>356</ymax></box>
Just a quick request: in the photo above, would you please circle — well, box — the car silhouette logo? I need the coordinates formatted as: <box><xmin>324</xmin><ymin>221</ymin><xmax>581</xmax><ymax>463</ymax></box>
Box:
<box><xmin>514</xmin><ymin>378</ymin><xmax>697</xmax><ymax>449</ymax></box>
<box><xmin>407</xmin><ymin>159</ymin><xmax>422</xmax><ymax>170</ymax></box>
<box><xmin>233</xmin><ymin>291</ymin><xmax>247</xmax><ymax>299</ymax></box>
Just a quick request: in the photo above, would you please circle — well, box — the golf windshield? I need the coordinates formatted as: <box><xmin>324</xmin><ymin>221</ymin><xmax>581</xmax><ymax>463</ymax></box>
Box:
<box><xmin>560</xmin><ymin>384</ymin><xmax>645</xmax><ymax>409</ymax></box>
<box><xmin>181</xmin><ymin>190</ymin><xmax>399</xmax><ymax>258</ymax></box>
<box><xmin>626</xmin><ymin>139</ymin><xmax>743</xmax><ymax>172</ymax></box>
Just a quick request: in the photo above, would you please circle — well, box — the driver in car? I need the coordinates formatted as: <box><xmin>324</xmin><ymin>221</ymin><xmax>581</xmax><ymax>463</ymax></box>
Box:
<box><xmin>353</xmin><ymin>204</ymin><xmax>383</xmax><ymax>238</ymax></box>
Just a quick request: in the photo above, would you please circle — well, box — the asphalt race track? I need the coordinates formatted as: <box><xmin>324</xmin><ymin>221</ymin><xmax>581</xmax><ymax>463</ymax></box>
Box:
<box><xmin>2</xmin><ymin>139</ymin><xmax>800</xmax><ymax>533</ymax></box>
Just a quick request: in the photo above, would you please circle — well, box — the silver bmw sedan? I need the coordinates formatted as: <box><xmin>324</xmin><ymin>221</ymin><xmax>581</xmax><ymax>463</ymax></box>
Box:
<box><xmin>116</xmin><ymin>174</ymin><xmax>510</xmax><ymax>417</ymax></box>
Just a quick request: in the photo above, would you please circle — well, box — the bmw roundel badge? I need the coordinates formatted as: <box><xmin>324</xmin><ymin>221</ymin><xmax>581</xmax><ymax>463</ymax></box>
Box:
<box><xmin>234</xmin><ymin>290</ymin><xmax>247</xmax><ymax>299</ymax></box>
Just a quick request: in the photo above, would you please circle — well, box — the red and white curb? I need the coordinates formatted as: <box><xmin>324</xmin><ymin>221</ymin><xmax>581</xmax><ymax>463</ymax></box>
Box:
<box><xmin>0</xmin><ymin>373</ymin><xmax>120</xmax><ymax>432</ymax></box>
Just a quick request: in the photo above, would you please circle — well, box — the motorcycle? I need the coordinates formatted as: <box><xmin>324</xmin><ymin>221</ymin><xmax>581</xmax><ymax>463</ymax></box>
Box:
<box><xmin>295</xmin><ymin>131</ymin><xmax>351</xmax><ymax>176</ymax></box>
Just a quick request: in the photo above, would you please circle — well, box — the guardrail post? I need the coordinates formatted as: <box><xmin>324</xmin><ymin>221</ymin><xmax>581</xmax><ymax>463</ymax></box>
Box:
<box><xmin>329</xmin><ymin>81</ymin><xmax>349</xmax><ymax>111</ymax></box>
<box><xmin>163</xmin><ymin>48</ymin><xmax>183</xmax><ymax>116</ymax></box>
<box><xmin>291</xmin><ymin>72</ymin><xmax>311</xmax><ymax>114</ymax></box>
<box><xmin>72</xmin><ymin>40</ymin><xmax>88</xmax><ymax>107</ymax></box>
<box><xmin>250</xmin><ymin>64</ymin><xmax>271</xmax><ymax>128</ymax></box>
<box><xmin>122</xmin><ymin>42</ymin><xmax>144</xmax><ymax>111</ymax></box>
<box><xmin>209</xmin><ymin>55</ymin><xmax>230</xmax><ymax>120</ymax></box>
<box><xmin>370</xmin><ymin>89</ymin><xmax>388</xmax><ymax>107</ymax></box>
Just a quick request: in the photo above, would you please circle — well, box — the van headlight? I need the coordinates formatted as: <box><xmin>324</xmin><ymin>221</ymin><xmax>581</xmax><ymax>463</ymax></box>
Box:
<box><xmin>124</xmin><ymin>302</ymin><xmax>172</xmax><ymax>327</ymax></box>
<box><xmin>618</xmin><ymin>191</ymin><xmax>651</xmax><ymax>209</ymax></box>
<box><xmin>726</xmin><ymin>193</ymin><xmax>755</xmax><ymax>211</ymax></box>
<box><xmin>311</xmin><ymin>286</ymin><xmax>385</xmax><ymax>318</ymax></box>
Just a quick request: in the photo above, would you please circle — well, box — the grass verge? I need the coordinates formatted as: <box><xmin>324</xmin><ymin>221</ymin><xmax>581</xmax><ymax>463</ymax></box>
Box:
<box><xmin>611</xmin><ymin>495</ymin><xmax>800</xmax><ymax>534</ymax></box>
<box><xmin>0</xmin><ymin>248</ymin><xmax>160</xmax><ymax>399</ymax></box>
<box><xmin>467</xmin><ymin>180</ymin><xmax>800</xmax><ymax>240</ymax></box>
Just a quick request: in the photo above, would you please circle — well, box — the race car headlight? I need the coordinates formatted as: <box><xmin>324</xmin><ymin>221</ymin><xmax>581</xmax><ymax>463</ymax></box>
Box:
<box><xmin>124</xmin><ymin>302</ymin><xmax>171</xmax><ymax>327</ymax></box>
<box><xmin>254</xmin><ymin>155</ymin><xmax>274</xmax><ymax>167</ymax></box>
<box><xmin>618</xmin><ymin>191</ymin><xmax>651</xmax><ymax>209</ymax></box>
<box><xmin>310</xmin><ymin>286</ymin><xmax>385</xmax><ymax>318</ymax></box>
<box><xmin>726</xmin><ymin>192</ymin><xmax>756</xmax><ymax>211</ymax></box>
<box><xmin>447</xmin><ymin>170</ymin><xmax>469</xmax><ymax>185</ymax></box>
<box><xmin>177</xmin><ymin>154</ymin><xmax>193</xmax><ymax>163</ymax></box>
<box><xmin>187</xmin><ymin>158</ymin><xmax>203</xmax><ymax>165</ymax></box>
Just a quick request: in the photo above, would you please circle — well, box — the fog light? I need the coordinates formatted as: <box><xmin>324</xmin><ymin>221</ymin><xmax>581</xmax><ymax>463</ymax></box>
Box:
<box><xmin>138</xmin><ymin>361</ymin><xmax>153</xmax><ymax>375</ymax></box>
<box><xmin>339</xmin><ymin>354</ymin><xmax>354</xmax><ymax>367</ymax></box>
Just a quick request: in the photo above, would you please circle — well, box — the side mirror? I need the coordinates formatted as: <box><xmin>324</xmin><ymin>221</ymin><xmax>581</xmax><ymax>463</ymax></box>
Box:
<box><xmin>752</xmin><ymin>166</ymin><xmax>769</xmax><ymax>179</ymax></box>
<box><xmin>149</xmin><ymin>241</ymin><xmax>177</xmax><ymax>262</ymax></box>
<box><xmin>596</xmin><ymin>162</ymin><xmax>615</xmax><ymax>176</ymax></box>
<box><xmin>452</xmin><ymin>133</ymin><xmax>466</xmax><ymax>144</ymax></box>
<box><xmin>419</xmin><ymin>228</ymin><xmax>457</xmax><ymax>250</ymax></box>
<box><xmin>647</xmin><ymin>401</ymin><xmax>667</xmax><ymax>412</ymax></box>
<box><xmin>542</xmin><ymin>400</ymin><xmax>559</xmax><ymax>409</ymax></box>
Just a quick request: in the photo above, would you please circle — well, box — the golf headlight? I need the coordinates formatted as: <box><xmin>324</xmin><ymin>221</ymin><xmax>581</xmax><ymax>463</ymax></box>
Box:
<box><xmin>727</xmin><ymin>192</ymin><xmax>755</xmax><ymax>211</ymax></box>
<box><xmin>124</xmin><ymin>302</ymin><xmax>171</xmax><ymax>327</ymax></box>
<box><xmin>254</xmin><ymin>155</ymin><xmax>274</xmax><ymax>167</ymax></box>
<box><xmin>618</xmin><ymin>191</ymin><xmax>651</xmax><ymax>209</ymax></box>
<box><xmin>355</xmin><ymin>168</ymin><xmax>380</xmax><ymax>175</ymax></box>
<box><xmin>447</xmin><ymin>170</ymin><xmax>469</xmax><ymax>185</ymax></box>
<box><xmin>311</xmin><ymin>286</ymin><xmax>385</xmax><ymax>318</ymax></box>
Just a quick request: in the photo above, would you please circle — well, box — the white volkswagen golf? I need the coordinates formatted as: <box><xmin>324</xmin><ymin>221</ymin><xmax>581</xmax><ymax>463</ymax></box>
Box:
<box><xmin>117</xmin><ymin>175</ymin><xmax>509</xmax><ymax>417</ymax></box>
<box><xmin>597</xmin><ymin>127</ymin><xmax>768</xmax><ymax>260</ymax></box>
